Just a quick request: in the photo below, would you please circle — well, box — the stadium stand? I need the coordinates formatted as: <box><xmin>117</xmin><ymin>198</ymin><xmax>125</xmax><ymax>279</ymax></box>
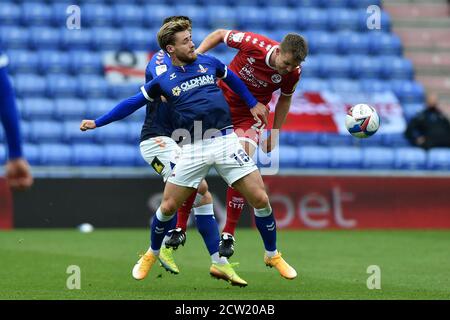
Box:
<box><xmin>0</xmin><ymin>0</ymin><xmax>448</xmax><ymax>172</ymax></box>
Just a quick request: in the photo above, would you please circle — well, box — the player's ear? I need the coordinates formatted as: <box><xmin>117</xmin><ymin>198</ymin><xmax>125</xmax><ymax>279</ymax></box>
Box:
<box><xmin>166</xmin><ymin>45</ymin><xmax>175</xmax><ymax>54</ymax></box>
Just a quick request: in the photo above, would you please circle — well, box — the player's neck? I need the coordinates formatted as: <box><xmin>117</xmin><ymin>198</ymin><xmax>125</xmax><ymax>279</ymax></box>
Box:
<box><xmin>268</xmin><ymin>51</ymin><xmax>277</xmax><ymax>70</ymax></box>
<box><xmin>171</xmin><ymin>56</ymin><xmax>187</xmax><ymax>67</ymax></box>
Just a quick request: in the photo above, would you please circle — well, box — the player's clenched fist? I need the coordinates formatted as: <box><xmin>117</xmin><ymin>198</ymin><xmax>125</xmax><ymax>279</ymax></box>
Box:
<box><xmin>80</xmin><ymin>120</ymin><xmax>96</xmax><ymax>131</ymax></box>
<box><xmin>250</xmin><ymin>102</ymin><xmax>269</xmax><ymax>126</ymax></box>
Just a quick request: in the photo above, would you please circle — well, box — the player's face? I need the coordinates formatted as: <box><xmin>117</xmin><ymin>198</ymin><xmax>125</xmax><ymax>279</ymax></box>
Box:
<box><xmin>173</xmin><ymin>30</ymin><xmax>197</xmax><ymax>64</ymax></box>
<box><xmin>274</xmin><ymin>50</ymin><xmax>300</xmax><ymax>75</ymax></box>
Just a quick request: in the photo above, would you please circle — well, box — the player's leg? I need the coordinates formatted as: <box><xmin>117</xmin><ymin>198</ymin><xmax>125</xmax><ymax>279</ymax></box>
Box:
<box><xmin>215</xmin><ymin>133</ymin><xmax>296</xmax><ymax>280</ymax></box>
<box><xmin>221</xmin><ymin>127</ymin><xmax>260</xmax><ymax>257</ymax></box>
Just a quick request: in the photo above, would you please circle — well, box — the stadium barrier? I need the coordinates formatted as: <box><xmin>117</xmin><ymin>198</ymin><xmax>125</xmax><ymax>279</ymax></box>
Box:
<box><xmin>5</xmin><ymin>175</ymin><xmax>450</xmax><ymax>229</ymax></box>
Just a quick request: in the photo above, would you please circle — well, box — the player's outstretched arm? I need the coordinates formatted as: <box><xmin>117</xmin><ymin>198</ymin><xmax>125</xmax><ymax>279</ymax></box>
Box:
<box><xmin>222</xmin><ymin>69</ymin><xmax>268</xmax><ymax>125</ymax></box>
<box><xmin>79</xmin><ymin>91</ymin><xmax>148</xmax><ymax>131</ymax></box>
<box><xmin>196</xmin><ymin>29</ymin><xmax>229</xmax><ymax>54</ymax></box>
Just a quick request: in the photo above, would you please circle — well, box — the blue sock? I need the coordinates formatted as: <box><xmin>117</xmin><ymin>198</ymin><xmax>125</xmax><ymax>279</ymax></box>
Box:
<box><xmin>194</xmin><ymin>205</ymin><xmax>220</xmax><ymax>256</ymax></box>
<box><xmin>150</xmin><ymin>207</ymin><xmax>175</xmax><ymax>252</ymax></box>
<box><xmin>165</xmin><ymin>212</ymin><xmax>177</xmax><ymax>237</ymax></box>
<box><xmin>254</xmin><ymin>211</ymin><xmax>277</xmax><ymax>252</ymax></box>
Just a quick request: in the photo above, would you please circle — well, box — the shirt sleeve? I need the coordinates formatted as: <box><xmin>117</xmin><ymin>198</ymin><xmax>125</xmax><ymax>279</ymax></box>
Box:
<box><xmin>280</xmin><ymin>67</ymin><xmax>301</xmax><ymax>96</ymax></box>
<box><xmin>224</xmin><ymin>30</ymin><xmax>268</xmax><ymax>55</ymax></box>
<box><xmin>140</xmin><ymin>78</ymin><xmax>162</xmax><ymax>102</ymax></box>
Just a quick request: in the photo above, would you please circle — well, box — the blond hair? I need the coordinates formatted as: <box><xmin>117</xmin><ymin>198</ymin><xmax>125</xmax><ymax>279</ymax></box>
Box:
<box><xmin>157</xmin><ymin>20</ymin><xmax>191</xmax><ymax>53</ymax></box>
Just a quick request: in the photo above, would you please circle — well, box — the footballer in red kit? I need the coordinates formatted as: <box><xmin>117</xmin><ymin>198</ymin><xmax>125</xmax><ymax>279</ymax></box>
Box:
<box><xmin>219</xmin><ymin>30</ymin><xmax>302</xmax><ymax>147</ymax></box>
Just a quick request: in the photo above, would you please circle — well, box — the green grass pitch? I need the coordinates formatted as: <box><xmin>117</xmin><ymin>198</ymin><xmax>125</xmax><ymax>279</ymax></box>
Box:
<box><xmin>0</xmin><ymin>229</ymin><xmax>449</xmax><ymax>300</ymax></box>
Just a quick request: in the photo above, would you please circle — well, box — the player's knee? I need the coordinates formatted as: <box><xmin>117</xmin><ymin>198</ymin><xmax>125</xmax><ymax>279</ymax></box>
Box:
<box><xmin>251</xmin><ymin>191</ymin><xmax>269</xmax><ymax>209</ymax></box>
<box><xmin>160</xmin><ymin>199</ymin><xmax>177</xmax><ymax>215</ymax></box>
<box><xmin>200</xmin><ymin>191</ymin><xmax>213</xmax><ymax>205</ymax></box>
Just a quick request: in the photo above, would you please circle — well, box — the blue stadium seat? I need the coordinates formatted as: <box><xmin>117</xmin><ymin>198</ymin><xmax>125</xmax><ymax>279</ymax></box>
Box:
<box><xmin>29</xmin><ymin>27</ymin><xmax>60</xmax><ymax>50</ymax></box>
<box><xmin>336</xmin><ymin>31</ymin><xmax>370</xmax><ymax>55</ymax></box>
<box><xmin>297</xmin><ymin>9</ymin><xmax>328</xmax><ymax>31</ymax></box>
<box><xmin>236</xmin><ymin>6</ymin><xmax>267</xmax><ymax>29</ymax></box>
<box><xmin>289</xmin><ymin>0</ymin><xmax>321</xmax><ymax>7</ymax></box>
<box><xmin>380</xmin><ymin>57</ymin><xmax>414</xmax><ymax>80</ymax></box>
<box><xmin>122</xmin><ymin>28</ymin><xmax>157</xmax><ymax>51</ymax></box>
<box><xmin>347</xmin><ymin>0</ymin><xmax>381</xmax><ymax>9</ymax></box>
<box><xmin>0</xmin><ymin>3</ymin><xmax>21</xmax><ymax>26</ymax></box>
<box><xmin>91</xmin><ymin>27</ymin><xmax>123</xmax><ymax>51</ymax></box>
<box><xmin>390</xmin><ymin>80</ymin><xmax>425</xmax><ymax>104</ymax></box>
<box><xmin>82</xmin><ymin>4</ymin><xmax>113</xmax><ymax>27</ymax></box>
<box><xmin>358</xmin><ymin>11</ymin><xmax>392</xmax><ymax>32</ymax></box>
<box><xmin>427</xmin><ymin>148</ymin><xmax>450</xmax><ymax>170</ymax></box>
<box><xmin>12</xmin><ymin>74</ymin><xmax>46</xmax><ymax>97</ymax></box>
<box><xmin>394</xmin><ymin>147</ymin><xmax>427</xmax><ymax>169</ymax></box>
<box><xmin>301</xmin><ymin>56</ymin><xmax>321</xmax><ymax>78</ymax></box>
<box><xmin>86</xmin><ymin>99</ymin><xmax>116</xmax><ymax>118</ymax></box>
<box><xmin>368</xmin><ymin>32</ymin><xmax>402</xmax><ymax>56</ymax></box>
<box><xmin>402</xmin><ymin>103</ymin><xmax>425</xmax><ymax>121</ymax></box>
<box><xmin>304</xmin><ymin>31</ymin><xmax>338</xmax><ymax>54</ymax></box>
<box><xmin>353</xmin><ymin>133</ymin><xmax>384</xmax><ymax>148</ymax></box>
<box><xmin>298</xmin><ymin>146</ymin><xmax>330</xmax><ymax>168</ymax></box>
<box><xmin>19</xmin><ymin>120</ymin><xmax>30</xmax><ymax>143</ymax></box>
<box><xmin>21</xmin><ymin>98</ymin><xmax>55</xmax><ymax>120</ymax></box>
<box><xmin>206</xmin><ymin>6</ymin><xmax>237</xmax><ymax>29</ymax></box>
<box><xmin>319</xmin><ymin>133</ymin><xmax>354</xmax><ymax>146</ymax></box>
<box><xmin>69</xmin><ymin>51</ymin><xmax>103</xmax><ymax>74</ymax></box>
<box><xmin>330</xmin><ymin>146</ymin><xmax>362</xmax><ymax>168</ymax></box>
<box><xmin>127</xmin><ymin>122</ymin><xmax>143</xmax><ymax>144</ymax></box>
<box><xmin>360</xmin><ymin>79</ymin><xmax>391</xmax><ymax>93</ymax></box>
<box><xmin>94</xmin><ymin>123</ymin><xmax>129</xmax><ymax>143</ymax></box>
<box><xmin>54</xmin><ymin>99</ymin><xmax>88</xmax><ymax>120</ymax></box>
<box><xmin>278</xmin><ymin>146</ymin><xmax>299</xmax><ymax>168</ymax></box>
<box><xmin>362</xmin><ymin>147</ymin><xmax>395</xmax><ymax>169</ymax></box>
<box><xmin>327</xmin><ymin>9</ymin><xmax>359</xmax><ymax>31</ymax></box>
<box><xmin>142</xmin><ymin>5</ymin><xmax>172</xmax><ymax>27</ymax></box>
<box><xmin>50</xmin><ymin>3</ymin><xmax>75</xmax><ymax>27</ymax></box>
<box><xmin>113</xmin><ymin>4</ymin><xmax>144</xmax><ymax>27</ymax></box>
<box><xmin>285</xmin><ymin>132</ymin><xmax>321</xmax><ymax>146</ymax></box>
<box><xmin>104</xmin><ymin>144</ymin><xmax>138</xmax><ymax>166</ymax></box>
<box><xmin>329</xmin><ymin>78</ymin><xmax>361</xmax><ymax>92</ymax></box>
<box><xmin>77</xmin><ymin>75</ymin><xmax>109</xmax><ymax>98</ymax></box>
<box><xmin>0</xmin><ymin>27</ymin><xmax>29</xmax><ymax>49</ymax></box>
<box><xmin>266</xmin><ymin>7</ymin><xmax>297</xmax><ymax>30</ymax></box>
<box><xmin>349</xmin><ymin>55</ymin><xmax>382</xmax><ymax>79</ymax></box>
<box><xmin>72</xmin><ymin>144</ymin><xmax>105</xmax><ymax>166</ymax></box>
<box><xmin>6</xmin><ymin>50</ymin><xmax>39</xmax><ymax>74</ymax></box>
<box><xmin>191</xmin><ymin>28</ymin><xmax>211</xmax><ymax>50</ymax></box>
<box><xmin>298</xmin><ymin>78</ymin><xmax>330</xmax><ymax>92</ymax></box>
<box><xmin>21</xmin><ymin>3</ymin><xmax>52</xmax><ymax>26</ymax></box>
<box><xmin>173</xmin><ymin>5</ymin><xmax>208</xmax><ymax>28</ymax></box>
<box><xmin>39</xmin><ymin>144</ymin><xmax>72</xmax><ymax>166</ymax></box>
<box><xmin>259</xmin><ymin>0</ymin><xmax>291</xmax><ymax>7</ymax></box>
<box><xmin>126</xmin><ymin>107</ymin><xmax>147</xmax><ymax>122</ymax></box>
<box><xmin>38</xmin><ymin>50</ymin><xmax>70</xmax><ymax>74</ymax></box>
<box><xmin>318</xmin><ymin>55</ymin><xmax>351</xmax><ymax>78</ymax></box>
<box><xmin>109</xmin><ymin>83</ymin><xmax>141</xmax><ymax>100</ymax></box>
<box><xmin>46</xmin><ymin>74</ymin><xmax>78</xmax><ymax>98</ymax></box>
<box><xmin>63</xmin><ymin>121</ymin><xmax>95</xmax><ymax>143</ymax></box>
<box><xmin>383</xmin><ymin>133</ymin><xmax>410</xmax><ymax>147</ymax></box>
<box><xmin>23</xmin><ymin>144</ymin><xmax>40</xmax><ymax>165</ymax></box>
<box><xmin>29</xmin><ymin>121</ymin><xmax>63</xmax><ymax>143</ymax></box>
<box><xmin>60</xmin><ymin>29</ymin><xmax>92</xmax><ymax>50</ymax></box>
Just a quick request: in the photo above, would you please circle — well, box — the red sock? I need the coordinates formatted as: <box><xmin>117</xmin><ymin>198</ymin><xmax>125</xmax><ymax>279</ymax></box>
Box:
<box><xmin>176</xmin><ymin>190</ymin><xmax>198</xmax><ymax>231</ymax></box>
<box><xmin>223</xmin><ymin>187</ymin><xmax>245</xmax><ymax>236</ymax></box>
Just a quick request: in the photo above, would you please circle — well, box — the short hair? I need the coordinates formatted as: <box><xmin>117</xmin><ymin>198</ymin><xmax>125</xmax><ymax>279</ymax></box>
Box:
<box><xmin>157</xmin><ymin>20</ymin><xmax>191</xmax><ymax>53</ymax></box>
<box><xmin>280</xmin><ymin>33</ymin><xmax>308</xmax><ymax>63</ymax></box>
<box><xmin>162</xmin><ymin>16</ymin><xmax>192</xmax><ymax>26</ymax></box>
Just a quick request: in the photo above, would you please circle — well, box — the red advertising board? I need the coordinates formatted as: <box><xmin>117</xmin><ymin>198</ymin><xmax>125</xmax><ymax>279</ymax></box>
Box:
<box><xmin>263</xmin><ymin>176</ymin><xmax>450</xmax><ymax>229</ymax></box>
<box><xmin>0</xmin><ymin>178</ymin><xmax>13</xmax><ymax>229</ymax></box>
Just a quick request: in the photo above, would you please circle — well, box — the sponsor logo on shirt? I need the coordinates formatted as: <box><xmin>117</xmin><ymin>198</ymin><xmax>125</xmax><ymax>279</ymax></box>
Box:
<box><xmin>231</xmin><ymin>32</ymin><xmax>245</xmax><ymax>43</ymax></box>
<box><xmin>179</xmin><ymin>74</ymin><xmax>215</xmax><ymax>92</ymax></box>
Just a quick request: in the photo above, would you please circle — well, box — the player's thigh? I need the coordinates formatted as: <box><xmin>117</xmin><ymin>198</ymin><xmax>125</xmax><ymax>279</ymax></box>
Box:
<box><xmin>239</xmin><ymin>140</ymin><xmax>257</xmax><ymax>157</ymax></box>
<box><xmin>139</xmin><ymin>137</ymin><xmax>180</xmax><ymax>182</ymax></box>
<box><xmin>198</xmin><ymin>179</ymin><xmax>209</xmax><ymax>195</ymax></box>
<box><xmin>231</xmin><ymin>170</ymin><xmax>268</xmax><ymax>209</ymax></box>
<box><xmin>167</xmin><ymin>143</ymin><xmax>212</xmax><ymax>189</ymax></box>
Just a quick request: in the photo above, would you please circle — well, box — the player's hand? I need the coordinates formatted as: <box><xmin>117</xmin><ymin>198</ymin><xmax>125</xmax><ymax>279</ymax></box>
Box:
<box><xmin>5</xmin><ymin>158</ymin><xmax>33</xmax><ymax>191</ymax></box>
<box><xmin>261</xmin><ymin>130</ymin><xmax>279</xmax><ymax>154</ymax></box>
<box><xmin>250</xmin><ymin>102</ymin><xmax>269</xmax><ymax>126</ymax></box>
<box><xmin>80</xmin><ymin>120</ymin><xmax>96</xmax><ymax>131</ymax></box>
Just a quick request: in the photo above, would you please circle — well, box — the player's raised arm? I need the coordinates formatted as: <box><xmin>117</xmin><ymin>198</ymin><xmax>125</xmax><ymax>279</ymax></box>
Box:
<box><xmin>196</xmin><ymin>29</ymin><xmax>229</xmax><ymax>54</ymax></box>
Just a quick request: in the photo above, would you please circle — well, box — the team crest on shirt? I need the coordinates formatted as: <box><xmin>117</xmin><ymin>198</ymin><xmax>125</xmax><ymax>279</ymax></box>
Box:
<box><xmin>197</xmin><ymin>64</ymin><xmax>208</xmax><ymax>73</ymax></box>
<box><xmin>271</xmin><ymin>74</ymin><xmax>282</xmax><ymax>83</ymax></box>
<box><xmin>172</xmin><ymin>86</ymin><xmax>181</xmax><ymax>96</ymax></box>
<box><xmin>230</xmin><ymin>32</ymin><xmax>245</xmax><ymax>43</ymax></box>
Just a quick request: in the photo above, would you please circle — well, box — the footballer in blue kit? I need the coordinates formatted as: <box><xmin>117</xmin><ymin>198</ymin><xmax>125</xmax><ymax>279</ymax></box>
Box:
<box><xmin>80</xmin><ymin>18</ymin><xmax>297</xmax><ymax>283</ymax></box>
<box><xmin>0</xmin><ymin>49</ymin><xmax>33</xmax><ymax>190</ymax></box>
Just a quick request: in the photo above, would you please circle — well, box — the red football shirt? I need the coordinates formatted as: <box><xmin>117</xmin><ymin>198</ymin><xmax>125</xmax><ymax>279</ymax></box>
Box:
<box><xmin>219</xmin><ymin>30</ymin><xmax>301</xmax><ymax>127</ymax></box>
